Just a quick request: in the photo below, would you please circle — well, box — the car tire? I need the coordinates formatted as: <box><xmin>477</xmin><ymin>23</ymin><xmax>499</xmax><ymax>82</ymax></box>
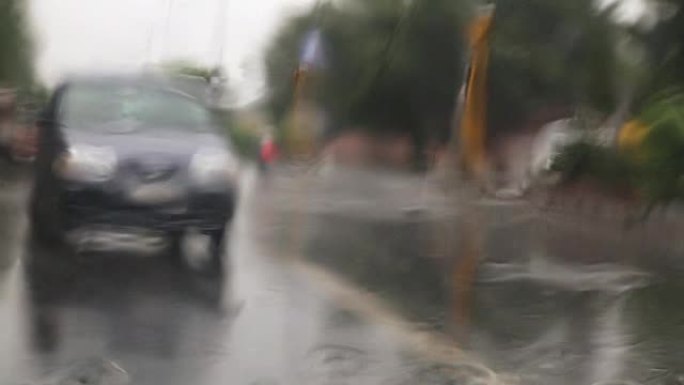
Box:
<box><xmin>204</xmin><ymin>227</ymin><xmax>226</xmax><ymax>276</ymax></box>
<box><xmin>167</xmin><ymin>227</ymin><xmax>226</xmax><ymax>276</ymax></box>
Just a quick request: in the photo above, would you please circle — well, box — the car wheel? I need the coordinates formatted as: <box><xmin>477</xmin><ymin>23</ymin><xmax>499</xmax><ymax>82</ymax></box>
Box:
<box><xmin>168</xmin><ymin>227</ymin><xmax>226</xmax><ymax>276</ymax></box>
<box><xmin>204</xmin><ymin>227</ymin><xmax>226</xmax><ymax>276</ymax></box>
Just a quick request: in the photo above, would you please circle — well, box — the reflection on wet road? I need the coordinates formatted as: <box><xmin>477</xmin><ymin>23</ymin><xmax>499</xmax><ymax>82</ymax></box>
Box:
<box><xmin>0</xmin><ymin>165</ymin><xmax>683</xmax><ymax>384</ymax></box>
<box><xmin>274</xmin><ymin>168</ymin><xmax>684</xmax><ymax>385</ymax></box>
<box><xmin>0</xmin><ymin>166</ymin><xmax>489</xmax><ymax>385</ymax></box>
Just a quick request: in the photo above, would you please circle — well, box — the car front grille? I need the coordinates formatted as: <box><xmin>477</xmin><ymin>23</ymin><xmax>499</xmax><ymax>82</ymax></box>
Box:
<box><xmin>125</xmin><ymin>160</ymin><xmax>180</xmax><ymax>183</ymax></box>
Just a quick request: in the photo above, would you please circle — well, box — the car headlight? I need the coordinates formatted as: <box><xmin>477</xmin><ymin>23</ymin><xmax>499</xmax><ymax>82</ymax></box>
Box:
<box><xmin>54</xmin><ymin>145</ymin><xmax>117</xmax><ymax>182</ymax></box>
<box><xmin>189</xmin><ymin>149</ymin><xmax>239</xmax><ymax>187</ymax></box>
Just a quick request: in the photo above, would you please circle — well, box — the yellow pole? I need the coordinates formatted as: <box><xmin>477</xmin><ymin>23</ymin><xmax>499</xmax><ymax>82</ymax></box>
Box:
<box><xmin>452</xmin><ymin>213</ymin><xmax>483</xmax><ymax>341</ymax></box>
<box><xmin>459</xmin><ymin>7</ymin><xmax>494</xmax><ymax>181</ymax></box>
<box><xmin>450</xmin><ymin>6</ymin><xmax>494</xmax><ymax>343</ymax></box>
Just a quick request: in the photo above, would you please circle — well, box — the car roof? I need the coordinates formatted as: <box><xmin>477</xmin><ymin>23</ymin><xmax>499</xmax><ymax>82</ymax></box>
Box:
<box><xmin>62</xmin><ymin>73</ymin><xmax>162</xmax><ymax>85</ymax></box>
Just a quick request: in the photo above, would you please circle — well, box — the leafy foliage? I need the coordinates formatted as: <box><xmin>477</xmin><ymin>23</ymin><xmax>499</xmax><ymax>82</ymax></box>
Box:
<box><xmin>0</xmin><ymin>0</ymin><xmax>34</xmax><ymax>87</ymax></box>
<box><xmin>266</xmin><ymin>0</ymin><xmax>621</xmax><ymax>151</ymax></box>
<box><xmin>554</xmin><ymin>91</ymin><xmax>684</xmax><ymax>209</ymax></box>
<box><xmin>553</xmin><ymin>141</ymin><xmax>634</xmax><ymax>193</ymax></box>
<box><xmin>265</xmin><ymin>0</ymin><xmax>471</xmax><ymax>148</ymax></box>
<box><xmin>634</xmin><ymin>92</ymin><xmax>684</xmax><ymax>203</ymax></box>
<box><xmin>488</xmin><ymin>0</ymin><xmax>619</xmax><ymax>134</ymax></box>
<box><xmin>211</xmin><ymin>108</ymin><xmax>261</xmax><ymax>160</ymax></box>
<box><xmin>549</xmin><ymin>1</ymin><xmax>684</xmax><ymax>211</ymax></box>
<box><xmin>639</xmin><ymin>0</ymin><xmax>684</xmax><ymax>95</ymax></box>
<box><xmin>264</xmin><ymin>13</ymin><xmax>316</xmax><ymax>128</ymax></box>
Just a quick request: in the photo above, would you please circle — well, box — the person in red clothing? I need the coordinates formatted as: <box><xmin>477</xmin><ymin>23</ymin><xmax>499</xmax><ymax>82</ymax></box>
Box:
<box><xmin>259</xmin><ymin>132</ymin><xmax>279</xmax><ymax>171</ymax></box>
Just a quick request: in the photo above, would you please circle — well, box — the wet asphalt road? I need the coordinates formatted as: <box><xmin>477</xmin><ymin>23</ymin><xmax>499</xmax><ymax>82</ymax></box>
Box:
<box><xmin>1</xmin><ymin>164</ymin><xmax>684</xmax><ymax>385</ymax></box>
<box><xmin>277</xmin><ymin>168</ymin><xmax>684</xmax><ymax>385</ymax></box>
<box><xmin>0</xmin><ymin>165</ymin><xmax>492</xmax><ymax>385</ymax></box>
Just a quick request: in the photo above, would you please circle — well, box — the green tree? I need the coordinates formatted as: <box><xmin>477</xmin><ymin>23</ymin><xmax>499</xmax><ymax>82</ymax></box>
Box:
<box><xmin>637</xmin><ymin>0</ymin><xmax>684</xmax><ymax>97</ymax></box>
<box><xmin>487</xmin><ymin>0</ymin><xmax>619</xmax><ymax>134</ymax></box>
<box><xmin>0</xmin><ymin>0</ymin><xmax>34</xmax><ymax>87</ymax></box>
<box><xmin>264</xmin><ymin>12</ymin><xmax>315</xmax><ymax>128</ymax></box>
<box><xmin>265</xmin><ymin>0</ymin><xmax>619</xmax><ymax>150</ymax></box>
<box><xmin>265</xmin><ymin>0</ymin><xmax>472</xmax><ymax>149</ymax></box>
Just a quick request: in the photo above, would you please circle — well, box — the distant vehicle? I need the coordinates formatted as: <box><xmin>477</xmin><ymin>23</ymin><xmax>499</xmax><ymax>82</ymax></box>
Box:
<box><xmin>30</xmin><ymin>75</ymin><xmax>239</xmax><ymax>270</ymax></box>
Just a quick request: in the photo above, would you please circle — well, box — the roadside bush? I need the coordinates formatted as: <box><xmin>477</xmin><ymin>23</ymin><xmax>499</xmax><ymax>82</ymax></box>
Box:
<box><xmin>552</xmin><ymin>141</ymin><xmax>634</xmax><ymax>193</ymax></box>
<box><xmin>635</xmin><ymin>92</ymin><xmax>684</xmax><ymax>204</ymax></box>
<box><xmin>212</xmin><ymin>109</ymin><xmax>260</xmax><ymax>160</ymax></box>
<box><xmin>229</xmin><ymin>125</ymin><xmax>260</xmax><ymax>160</ymax></box>
<box><xmin>552</xmin><ymin>91</ymin><xmax>684</xmax><ymax>211</ymax></box>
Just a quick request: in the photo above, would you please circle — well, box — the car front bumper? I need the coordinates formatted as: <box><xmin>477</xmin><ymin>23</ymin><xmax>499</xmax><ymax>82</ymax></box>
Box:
<box><xmin>61</xmin><ymin>185</ymin><xmax>236</xmax><ymax>233</ymax></box>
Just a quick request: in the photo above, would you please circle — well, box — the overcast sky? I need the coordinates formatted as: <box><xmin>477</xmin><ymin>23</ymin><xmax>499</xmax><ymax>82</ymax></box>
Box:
<box><xmin>28</xmin><ymin>0</ymin><xmax>315</xmax><ymax>103</ymax></box>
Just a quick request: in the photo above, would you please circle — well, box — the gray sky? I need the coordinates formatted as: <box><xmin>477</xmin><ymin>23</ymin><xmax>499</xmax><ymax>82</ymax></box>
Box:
<box><xmin>28</xmin><ymin>0</ymin><xmax>315</xmax><ymax>103</ymax></box>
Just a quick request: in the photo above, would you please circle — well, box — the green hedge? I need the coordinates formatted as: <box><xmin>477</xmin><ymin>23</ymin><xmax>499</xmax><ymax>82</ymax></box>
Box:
<box><xmin>552</xmin><ymin>141</ymin><xmax>634</xmax><ymax>193</ymax></box>
<box><xmin>229</xmin><ymin>125</ymin><xmax>260</xmax><ymax>160</ymax></box>
<box><xmin>553</xmin><ymin>92</ymin><xmax>684</xmax><ymax>207</ymax></box>
<box><xmin>211</xmin><ymin>109</ymin><xmax>260</xmax><ymax>160</ymax></box>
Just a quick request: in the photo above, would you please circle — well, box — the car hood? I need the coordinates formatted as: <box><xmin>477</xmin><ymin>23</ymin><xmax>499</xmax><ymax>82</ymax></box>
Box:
<box><xmin>63</xmin><ymin>129</ymin><xmax>229</xmax><ymax>161</ymax></box>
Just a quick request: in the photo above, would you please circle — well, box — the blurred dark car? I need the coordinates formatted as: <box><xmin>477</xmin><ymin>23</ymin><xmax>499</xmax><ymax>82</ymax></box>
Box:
<box><xmin>29</xmin><ymin>75</ymin><xmax>239</xmax><ymax>269</ymax></box>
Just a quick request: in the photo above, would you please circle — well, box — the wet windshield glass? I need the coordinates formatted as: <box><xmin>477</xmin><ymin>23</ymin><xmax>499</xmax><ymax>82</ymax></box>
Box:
<box><xmin>60</xmin><ymin>84</ymin><xmax>212</xmax><ymax>132</ymax></box>
<box><xmin>11</xmin><ymin>0</ymin><xmax>684</xmax><ymax>383</ymax></box>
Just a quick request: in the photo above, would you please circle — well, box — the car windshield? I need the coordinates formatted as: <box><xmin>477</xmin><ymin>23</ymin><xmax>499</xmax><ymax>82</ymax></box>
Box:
<box><xmin>60</xmin><ymin>83</ymin><xmax>212</xmax><ymax>133</ymax></box>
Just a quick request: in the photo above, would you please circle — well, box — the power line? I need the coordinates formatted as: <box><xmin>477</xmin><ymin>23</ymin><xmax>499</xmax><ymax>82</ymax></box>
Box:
<box><xmin>369</xmin><ymin>0</ymin><xmax>416</xmax><ymax>87</ymax></box>
<box><xmin>347</xmin><ymin>0</ymin><xmax>417</xmax><ymax>109</ymax></box>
